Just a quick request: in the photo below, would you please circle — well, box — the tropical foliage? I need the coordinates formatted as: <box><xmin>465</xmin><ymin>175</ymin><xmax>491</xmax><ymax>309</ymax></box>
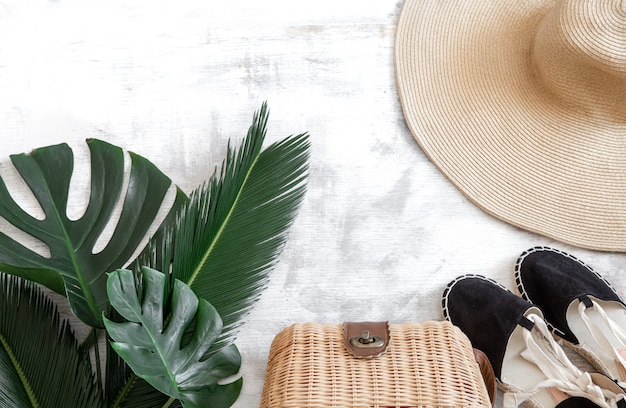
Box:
<box><xmin>104</xmin><ymin>268</ymin><xmax>242</xmax><ymax>408</ymax></box>
<box><xmin>0</xmin><ymin>138</ymin><xmax>187</xmax><ymax>328</ymax></box>
<box><xmin>0</xmin><ymin>104</ymin><xmax>310</xmax><ymax>407</ymax></box>
<box><xmin>0</xmin><ymin>274</ymin><xmax>103</xmax><ymax>407</ymax></box>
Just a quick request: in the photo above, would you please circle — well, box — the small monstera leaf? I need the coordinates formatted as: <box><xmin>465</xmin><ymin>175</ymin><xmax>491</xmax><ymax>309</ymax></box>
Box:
<box><xmin>0</xmin><ymin>139</ymin><xmax>187</xmax><ymax>328</ymax></box>
<box><xmin>103</xmin><ymin>267</ymin><xmax>242</xmax><ymax>408</ymax></box>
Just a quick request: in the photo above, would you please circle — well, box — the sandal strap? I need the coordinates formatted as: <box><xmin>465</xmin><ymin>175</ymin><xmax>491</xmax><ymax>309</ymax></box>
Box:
<box><xmin>504</xmin><ymin>314</ymin><xmax>625</xmax><ymax>408</ymax></box>
<box><xmin>577</xmin><ymin>296</ymin><xmax>626</xmax><ymax>387</ymax></box>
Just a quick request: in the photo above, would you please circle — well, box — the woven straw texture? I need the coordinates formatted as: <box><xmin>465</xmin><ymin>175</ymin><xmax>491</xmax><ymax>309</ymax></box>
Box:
<box><xmin>260</xmin><ymin>320</ymin><xmax>491</xmax><ymax>408</ymax></box>
<box><xmin>395</xmin><ymin>0</ymin><xmax>626</xmax><ymax>252</ymax></box>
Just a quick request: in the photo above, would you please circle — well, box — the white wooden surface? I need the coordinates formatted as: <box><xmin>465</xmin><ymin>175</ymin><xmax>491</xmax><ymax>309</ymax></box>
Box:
<box><xmin>1</xmin><ymin>1</ymin><xmax>624</xmax><ymax>407</ymax></box>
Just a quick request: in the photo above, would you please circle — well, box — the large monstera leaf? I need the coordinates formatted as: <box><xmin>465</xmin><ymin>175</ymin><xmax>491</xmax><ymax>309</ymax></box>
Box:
<box><xmin>104</xmin><ymin>268</ymin><xmax>242</xmax><ymax>408</ymax></box>
<box><xmin>0</xmin><ymin>139</ymin><xmax>187</xmax><ymax>327</ymax></box>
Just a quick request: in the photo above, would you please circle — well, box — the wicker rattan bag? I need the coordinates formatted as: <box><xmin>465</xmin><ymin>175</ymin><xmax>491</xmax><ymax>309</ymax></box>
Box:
<box><xmin>260</xmin><ymin>320</ymin><xmax>494</xmax><ymax>408</ymax></box>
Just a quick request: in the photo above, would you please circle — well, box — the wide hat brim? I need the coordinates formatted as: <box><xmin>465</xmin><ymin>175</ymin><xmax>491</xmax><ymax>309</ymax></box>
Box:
<box><xmin>395</xmin><ymin>0</ymin><xmax>626</xmax><ymax>252</ymax></box>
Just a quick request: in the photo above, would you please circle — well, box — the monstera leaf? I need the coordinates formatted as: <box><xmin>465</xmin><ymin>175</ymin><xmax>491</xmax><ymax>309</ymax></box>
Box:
<box><xmin>0</xmin><ymin>273</ymin><xmax>103</xmax><ymax>408</ymax></box>
<box><xmin>0</xmin><ymin>139</ymin><xmax>187</xmax><ymax>327</ymax></box>
<box><xmin>103</xmin><ymin>268</ymin><xmax>242</xmax><ymax>408</ymax></box>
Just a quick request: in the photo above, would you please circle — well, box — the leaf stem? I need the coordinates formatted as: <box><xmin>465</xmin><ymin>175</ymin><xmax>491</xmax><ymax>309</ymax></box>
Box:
<box><xmin>110</xmin><ymin>373</ymin><xmax>136</xmax><ymax>408</ymax></box>
<box><xmin>80</xmin><ymin>327</ymin><xmax>96</xmax><ymax>350</ymax></box>
<box><xmin>0</xmin><ymin>332</ymin><xmax>40</xmax><ymax>408</ymax></box>
<box><xmin>93</xmin><ymin>328</ymin><xmax>102</xmax><ymax>387</ymax></box>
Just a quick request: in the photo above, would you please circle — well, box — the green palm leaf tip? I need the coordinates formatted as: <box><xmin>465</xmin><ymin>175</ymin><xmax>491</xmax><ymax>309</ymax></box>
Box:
<box><xmin>0</xmin><ymin>138</ymin><xmax>188</xmax><ymax>328</ymax></box>
<box><xmin>0</xmin><ymin>273</ymin><xmax>103</xmax><ymax>408</ymax></box>
<box><xmin>147</xmin><ymin>103</ymin><xmax>310</xmax><ymax>347</ymax></box>
<box><xmin>104</xmin><ymin>267</ymin><xmax>243</xmax><ymax>408</ymax></box>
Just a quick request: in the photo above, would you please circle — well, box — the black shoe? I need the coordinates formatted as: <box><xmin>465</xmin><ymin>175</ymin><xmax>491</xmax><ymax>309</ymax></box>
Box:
<box><xmin>443</xmin><ymin>274</ymin><xmax>625</xmax><ymax>408</ymax></box>
<box><xmin>516</xmin><ymin>247</ymin><xmax>626</xmax><ymax>388</ymax></box>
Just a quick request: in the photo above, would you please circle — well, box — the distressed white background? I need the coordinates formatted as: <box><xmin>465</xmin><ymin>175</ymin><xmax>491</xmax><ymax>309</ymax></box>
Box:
<box><xmin>1</xmin><ymin>1</ymin><xmax>625</xmax><ymax>407</ymax></box>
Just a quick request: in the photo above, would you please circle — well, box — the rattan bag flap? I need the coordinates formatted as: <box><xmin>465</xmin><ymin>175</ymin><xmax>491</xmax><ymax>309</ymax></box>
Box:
<box><xmin>260</xmin><ymin>320</ymin><xmax>493</xmax><ymax>408</ymax></box>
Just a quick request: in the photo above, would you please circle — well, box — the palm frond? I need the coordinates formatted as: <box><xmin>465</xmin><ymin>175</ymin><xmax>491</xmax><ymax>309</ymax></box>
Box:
<box><xmin>174</xmin><ymin>104</ymin><xmax>309</xmax><ymax>345</ymax></box>
<box><xmin>137</xmin><ymin>103</ymin><xmax>310</xmax><ymax>347</ymax></box>
<box><xmin>0</xmin><ymin>273</ymin><xmax>103</xmax><ymax>407</ymax></box>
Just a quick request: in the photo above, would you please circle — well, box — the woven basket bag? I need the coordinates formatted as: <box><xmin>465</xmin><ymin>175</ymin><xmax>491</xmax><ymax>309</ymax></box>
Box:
<box><xmin>260</xmin><ymin>320</ymin><xmax>494</xmax><ymax>408</ymax></box>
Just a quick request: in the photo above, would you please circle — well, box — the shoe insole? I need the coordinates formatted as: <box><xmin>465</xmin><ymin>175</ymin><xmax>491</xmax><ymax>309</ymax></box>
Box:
<box><xmin>501</xmin><ymin>309</ymin><xmax>564</xmax><ymax>407</ymax></box>
<box><xmin>566</xmin><ymin>296</ymin><xmax>626</xmax><ymax>382</ymax></box>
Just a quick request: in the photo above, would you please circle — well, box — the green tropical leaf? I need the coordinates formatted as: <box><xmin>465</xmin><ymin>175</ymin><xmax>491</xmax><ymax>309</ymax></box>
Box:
<box><xmin>0</xmin><ymin>139</ymin><xmax>188</xmax><ymax>327</ymax></box>
<box><xmin>0</xmin><ymin>273</ymin><xmax>103</xmax><ymax>407</ymax></box>
<box><xmin>140</xmin><ymin>103</ymin><xmax>310</xmax><ymax>348</ymax></box>
<box><xmin>106</xmin><ymin>347</ymin><xmax>180</xmax><ymax>408</ymax></box>
<box><xmin>108</xmin><ymin>104</ymin><xmax>309</xmax><ymax>405</ymax></box>
<box><xmin>104</xmin><ymin>267</ymin><xmax>242</xmax><ymax>408</ymax></box>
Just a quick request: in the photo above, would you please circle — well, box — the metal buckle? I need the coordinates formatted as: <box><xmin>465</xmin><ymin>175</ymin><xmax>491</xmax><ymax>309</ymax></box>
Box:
<box><xmin>350</xmin><ymin>330</ymin><xmax>385</xmax><ymax>349</ymax></box>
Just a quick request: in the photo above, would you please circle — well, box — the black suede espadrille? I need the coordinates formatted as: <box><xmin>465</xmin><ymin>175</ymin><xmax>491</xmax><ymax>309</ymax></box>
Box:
<box><xmin>516</xmin><ymin>247</ymin><xmax>626</xmax><ymax>389</ymax></box>
<box><xmin>443</xmin><ymin>274</ymin><xmax>626</xmax><ymax>408</ymax></box>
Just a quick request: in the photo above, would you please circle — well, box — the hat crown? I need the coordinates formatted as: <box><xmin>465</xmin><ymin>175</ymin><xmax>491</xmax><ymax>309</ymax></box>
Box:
<box><xmin>395</xmin><ymin>0</ymin><xmax>626</xmax><ymax>251</ymax></box>
<box><xmin>534</xmin><ymin>0</ymin><xmax>626</xmax><ymax>120</ymax></box>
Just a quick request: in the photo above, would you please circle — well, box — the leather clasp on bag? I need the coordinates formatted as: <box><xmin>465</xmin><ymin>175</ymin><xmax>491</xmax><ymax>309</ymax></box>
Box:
<box><xmin>343</xmin><ymin>321</ymin><xmax>390</xmax><ymax>358</ymax></box>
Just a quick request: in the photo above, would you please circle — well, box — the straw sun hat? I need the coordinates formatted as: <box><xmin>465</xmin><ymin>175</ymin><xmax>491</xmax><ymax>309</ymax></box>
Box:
<box><xmin>395</xmin><ymin>0</ymin><xmax>626</xmax><ymax>252</ymax></box>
